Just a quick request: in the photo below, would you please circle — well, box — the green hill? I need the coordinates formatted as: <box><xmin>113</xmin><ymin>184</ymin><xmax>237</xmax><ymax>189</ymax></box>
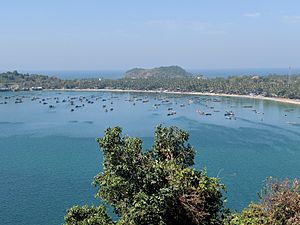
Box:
<box><xmin>124</xmin><ymin>66</ymin><xmax>192</xmax><ymax>79</ymax></box>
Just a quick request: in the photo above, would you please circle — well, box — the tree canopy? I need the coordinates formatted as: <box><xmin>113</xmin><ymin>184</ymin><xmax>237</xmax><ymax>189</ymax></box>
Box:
<box><xmin>64</xmin><ymin>125</ymin><xmax>225</xmax><ymax>225</ymax></box>
<box><xmin>1</xmin><ymin>71</ymin><xmax>300</xmax><ymax>99</ymax></box>
<box><xmin>64</xmin><ymin>125</ymin><xmax>299</xmax><ymax>225</ymax></box>
<box><xmin>225</xmin><ymin>178</ymin><xmax>300</xmax><ymax>225</ymax></box>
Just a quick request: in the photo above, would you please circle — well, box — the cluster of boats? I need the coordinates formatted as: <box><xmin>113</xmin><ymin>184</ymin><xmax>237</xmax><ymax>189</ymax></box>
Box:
<box><xmin>0</xmin><ymin>93</ymin><xmax>299</xmax><ymax>125</ymax></box>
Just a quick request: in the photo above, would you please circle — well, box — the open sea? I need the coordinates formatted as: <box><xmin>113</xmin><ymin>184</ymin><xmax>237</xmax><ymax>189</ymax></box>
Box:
<box><xmin>0</xmin><ymin>90</ymin><xmax>300</xmax><ymax>225</ymax></box>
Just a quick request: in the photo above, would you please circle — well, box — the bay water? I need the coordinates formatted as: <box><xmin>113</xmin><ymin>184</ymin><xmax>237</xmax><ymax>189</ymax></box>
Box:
<box><xmin>0</xmin><ymin>91</ymin><xmax>300</xmax><ymax>225</ymax></box>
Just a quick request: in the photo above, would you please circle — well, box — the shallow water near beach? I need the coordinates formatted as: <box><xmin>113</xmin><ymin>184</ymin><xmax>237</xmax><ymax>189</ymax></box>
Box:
<box><xmin>1</xmin><ymin>91</ymin><xmax>300</xmax><ymax>225</ymax></box>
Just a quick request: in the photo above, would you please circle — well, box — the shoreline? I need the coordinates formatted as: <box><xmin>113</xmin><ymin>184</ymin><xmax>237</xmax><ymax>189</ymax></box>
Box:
<box><xmin>46</xmin><ymin>88</ymin><xmax>300</xmax><ymax>106</ymax></box>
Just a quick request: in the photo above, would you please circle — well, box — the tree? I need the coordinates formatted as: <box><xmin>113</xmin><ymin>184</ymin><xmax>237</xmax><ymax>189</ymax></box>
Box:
<box><xmin>225</xmin><ymin>177</ymin><xmax>300</xmax><ymax>225</ymax></box>
<box><xmin>64</xmin><ymin>125</ymin><xmax>225</xmax><ymax>225</ymax></box>
<box><xmin>64</xmin><ymin>206</ymin><xmax>114</xmax><ymax>225</ymax></box>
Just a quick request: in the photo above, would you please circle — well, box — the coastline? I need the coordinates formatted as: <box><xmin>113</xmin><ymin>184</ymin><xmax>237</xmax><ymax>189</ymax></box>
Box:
<box><xmin>46</xmin><ymin>88</ymin><xmax>300</xmax><ymax>106</ymax></box>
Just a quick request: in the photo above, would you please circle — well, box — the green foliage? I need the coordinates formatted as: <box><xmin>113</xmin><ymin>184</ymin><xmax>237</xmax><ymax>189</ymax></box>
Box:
<box><xmin>64</xmin><ymin>125</ymin><xmax>225</xmax><ymax>225</ymax></box>
<box><xmin>224</xmin><ymin>178</ymin><xmax>300</xmax><ymax>225</ymax></box>
<box><xmin>151</xmin><ymin>125</ymin><xmax>195</xmax><ymax>167</ymax></box>
<box><xmin>64</xmin><ymin>205</ymin><xmax>114</xmax><ymax>225</ymax></box>
<box><xmin>224</xmin><ymin>204</ymin><xmax>269</xmax><ymax>225</ymax></box>
<box><xmin>2</xmin><ymin>70</ymin><xmax>300</xmax><ymax>99</ymax></box>
<box><xmin>124</xmin><ymin>66</ymin><xmax>192</xmax><ymax>79</ymax></box>
<box><xmin>63</xmin><ymin>126</ymin><xmax>299</xmax><ymax>225</ymax></box>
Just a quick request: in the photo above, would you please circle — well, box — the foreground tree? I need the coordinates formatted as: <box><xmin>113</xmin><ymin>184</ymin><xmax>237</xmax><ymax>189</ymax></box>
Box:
<box><xmin>64</xmin><ymin>126</ymin><xmax>299</xmax><ymax>224</ymax></box>
<box><xmin>64</xmin><ymin>125</ymin><xmax>225</xmax><ymax>225</ymax></box>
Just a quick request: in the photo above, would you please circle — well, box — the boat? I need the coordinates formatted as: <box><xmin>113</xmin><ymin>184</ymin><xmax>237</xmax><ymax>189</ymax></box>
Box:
<box><xmin>225</xmin><ymin>116</ymin><xmax>235</xmax><ymax>120</ymax></box>
<box><xmin>0</xmin><ymin>88</ymin><xmax>11</xmax><ymax>92</ymax></box>
<box><xmin>196</xmin><ymin>109</ymin><xmax>205</xmax><ymax>115</ymax></box>
<box><xmin>167</xmin><ymin>110</ymin><xmax>176</xmax><ymax>116</ymax></box>
<box><xmin>287</xmin><ymin>121</ymin><xmax>300</xmax><ymax>126</ymax></box>
<box><xmin>284</xmin><ymin>109</ymin><xmax>294</xmax><ymax>112</ymax></box>
<box><xmin>224</xmin><ymin>111</ymin><xmax>235</xmax><ymax>116</ymax></box>
<box><xmin>31</xmin><ymin>97</ymin><xmax>39</xmax><ymax>101</ymax></box>
<box><xmin>15</xmin><ymin>98</ymin><xmax>23</xmax><ymax>104</ymax></box>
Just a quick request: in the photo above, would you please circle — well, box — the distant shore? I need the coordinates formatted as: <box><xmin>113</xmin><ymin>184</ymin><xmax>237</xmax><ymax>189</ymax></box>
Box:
<box><xmin>47</xmin><ymin>88</ymin><xmax>300</xmax><ymax>106</ymax></box>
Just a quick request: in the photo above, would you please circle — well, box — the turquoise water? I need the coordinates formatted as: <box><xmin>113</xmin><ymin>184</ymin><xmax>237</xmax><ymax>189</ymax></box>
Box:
<box><xmin>0</xmin><ymin>91</ymin><xmax>300</xmax><ymax>225</ymax></box>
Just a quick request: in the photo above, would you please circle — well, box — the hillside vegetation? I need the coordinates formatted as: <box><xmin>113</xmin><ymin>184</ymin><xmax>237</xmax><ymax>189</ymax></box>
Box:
<box><xmin>1</xmin><ymin>70</ymin><xmax>300</xmax><ymax>99</ymax></box>
<box><xmin>124</xmin><ymin>66</ymin><xmax>192</xmax><ymax>79</ymax></box>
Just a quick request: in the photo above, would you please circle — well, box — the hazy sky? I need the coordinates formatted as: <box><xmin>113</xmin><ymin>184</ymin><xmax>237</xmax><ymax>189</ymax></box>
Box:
<box><xmin>1</xmin><ymin>0</ymin><xmax>300</xmax><ymax>70</ymax></box>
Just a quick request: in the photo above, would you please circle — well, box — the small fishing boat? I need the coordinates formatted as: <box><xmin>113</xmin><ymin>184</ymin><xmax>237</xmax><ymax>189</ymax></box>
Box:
<box><xmin>224</xmin><ymin>111</ymin><xmax>235</xmax><ymax>116</ymax></box>
<box><xmin>284</xmin><ymin>109</ymin><xmax>294</xmax><ymax>112</ymax></box>
<box><xmin>15</xmin><ymin>98</ymin><xmax>23</xmax><ymax>104</ymax></box>
<box><xmin>287</xmin><ymin>121</ymin><xmax>300</xmax><ymax>126</ymax></box>
<box><xmin>167</xmin><ymin>110</ymin><xmax>176</xmax><ymax>116</ymax></box>
<box><xmin>196</xmin><ymin>109</ymin><xmax>205</xmax><ymax>115</ymax></box>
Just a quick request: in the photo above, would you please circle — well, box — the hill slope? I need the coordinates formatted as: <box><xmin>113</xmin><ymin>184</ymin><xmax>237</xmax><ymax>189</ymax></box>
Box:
<box><xmin>124</xmin><ymin>66</ymin><xmax>192</xmax><ymax>79</ymax></box>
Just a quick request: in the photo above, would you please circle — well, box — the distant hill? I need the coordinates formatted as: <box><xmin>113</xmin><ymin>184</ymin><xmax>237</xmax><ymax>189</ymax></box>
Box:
<box><xmin>124</xmin><ymin>66</ymin><xmax>192</xmax><ymax>79</ymax></box>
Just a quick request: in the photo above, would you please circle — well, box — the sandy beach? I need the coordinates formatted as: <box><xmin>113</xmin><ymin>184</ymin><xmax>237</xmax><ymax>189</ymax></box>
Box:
<box><xmin>46</xmin><ymin>88</ymin><xmax>300</xmax><ymax>106</ymax></box>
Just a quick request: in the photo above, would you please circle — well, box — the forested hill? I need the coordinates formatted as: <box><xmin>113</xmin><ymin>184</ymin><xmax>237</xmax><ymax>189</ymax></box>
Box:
<box><xmin>124</xmin><ymin>66</ymin><xmax>192</xmax><ymax>79</ymax></box>
<box><xmin>1</xmin><ymin>70</ymin><xmax>300</xmax><ymax>99</ymax></box>
<box><xmin>0</xmin><ymin>71</ymin><xmax>62</xmax><ymax>90</ymax></box>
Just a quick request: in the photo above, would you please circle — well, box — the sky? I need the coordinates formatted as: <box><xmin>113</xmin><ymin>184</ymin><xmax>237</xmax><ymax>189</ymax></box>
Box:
<box><xmin>1</xmin><ymin>0</ymin><xmax>300</xmax><ymax>71</ymax></box>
